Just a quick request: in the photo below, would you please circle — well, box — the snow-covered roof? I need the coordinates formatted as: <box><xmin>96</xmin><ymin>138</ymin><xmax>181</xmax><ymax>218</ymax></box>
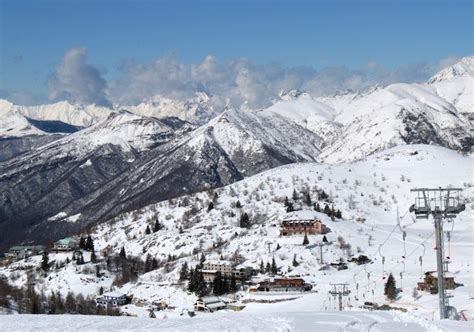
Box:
<box><xmin>9</xmin><ymin>245</ymin><xmax>46</xmax><ymax>251</ymax></box>
<box><xmin>430</xmin><ymin>271</ymin><xmax>454</xmax><ymax>278</ymax></box>
<box><xmin>204</xmin><ymin>260</ymin><xmax>232</xmax><ymax>266</ymax></box>
<box><xmin>282</xmin><ymin>210</ymin><xmax>319</xmax><ymax>221</ymax></box>
<box><xmin>206</xmin><ymin>302</ymin><xmax>226</xmax><ymax>309</ymax></box>
<box><xmin>102</xmin><ymin>292</ymin><xmax>126</xmax><ymax>298</ymax></box>
<box><xmin>201</xmin><ymin>269</ymin><xmax>218</xmax><ymax>274</ymax></box>
<box><xmin>200</xmin><ymin>296</ymin><xmax>223</xmax><ymax>304</ymax></box>
<box><xmin>55</xmin><ymin>237</ymin><xmax>79</xmax><ymax>245</ymax></box>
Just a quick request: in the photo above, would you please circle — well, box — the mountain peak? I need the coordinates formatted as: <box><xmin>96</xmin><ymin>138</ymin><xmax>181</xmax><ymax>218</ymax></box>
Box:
<box><xmin>428</xmin><ymin>55</ymin><xmax>474</xmax><ymax>84</ymax></box>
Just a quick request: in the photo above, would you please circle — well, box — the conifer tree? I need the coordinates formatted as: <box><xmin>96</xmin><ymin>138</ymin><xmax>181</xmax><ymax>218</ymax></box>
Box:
<box><xmin>323</xmin><ymin>204</ymin><xmax>332</xmax><ymax>216</ymax></box>
<box><xmin>385</xmin><ymin>273</ymin><xmax>397</xmax><ymax>301</ymax></box>
<box><xmin>85</xmin><ymin>235</ymin><xmax>94</xmax><ymax>251</ymax></box>
<box><xmin>90</xmin><ymin>250</ymin><xmax>97</xmax><ymax>263</ymax></box>
<box><xmin>292</xmin><ymin>189</ymin><xmax>298</xmax><ymax>201</ymax></box>
<box><xmin>41</xmin><ymin>251</ymin><xmax>49</xmax><ymax>271</ymax></box>
<box><xmin>265</xmin><ymin>262</ymin><xmax>271</xmax><ymax>273</ymax></box>
<box><xmin>119</xmin><ymin>247</ymin><xmax>126</xmax><ymax>259</ymax></box>
<box><xmin>230</xmin><ymin>275</ymin><xmax>237</xmax><ymax>292</ymax></box>
<box><xmin>236</xmin><ymin>200</ymin><xmax>242</xmax><ymax>208</ymax></box>
<box><xmin>284</xmin><ymin>196</ymin><xmax>289</xmax><ymax>207</ymax></box>
<box><xmin>303</xmin><ymin>233</ymin><xmax>309</xmax><ymax>245</ymax></box>
<box><xmin>322</xmin><ymin>235</ymin><xmax>328</xmax><ymax>243</ymax></box>
<box><xmin>151</xmin><ymin>258</ymin><xmax>158</xmax><ymax>270</ymax></box>
<box><xmin>260</xmin><ymin>260</ymin><xmax>265</xmax><ymax>273</ymax></box>
<box><xmin>271</xmin><ymin>257</ymin><xmax>278</xmax><ymax>274</ymax></box>
<box><xmin>145</xmin><ymin>254</ymin><xmax>152</xmax><ymax>272</ymax></box>
<box><xmin>292</xmin><ymin>254</ymin><xmax>299</xmax><ymax>267</ymax></box>
<box><xmin>314</xmin><ymin>202</ymin><xmax>321</xmax><ymax>212</ymax></box>
<box><xmin>276</xmin><ymin>243</ymin><xmax>281</xmax><ymax>250</ymax></box>
<box><xmin>179</xmin><ymin>262</ymin><xmax>189</xmax><ymax>281</ymax></box>
<box><xmin>187</xmin><ymin>268</ymin><xmax>196</xmax><ymax>292</ymax></box>
<box><xmin>239</xmin><ymin>212</ymin><xmax>250</xmax><ymax>228</ymax></box>
<box><xmin>207</xmin><ymin>202</ymin><xmax>214</xmax><ymax>212</ymax></box>
<box><xmin>145</xmin><ymin>225</ymin><xmax>151</xmax><ymax>235</ymax></box>
<box><xmin>153</xmin><ymin>219</ymin><xmax>162</xmax><ymax>233</ymax></box>
<box><xmin>213</xmin><ymin>272</ymin><xmax>224</xmax><ymax>295</ymax></box>
<box><xmin>305</xmin><ymin>192</ymin><xmax>312</xmax><ymax>206</ymax></box>
<box><xmin>286</xmin><ymin>202</ymin><xmax>294</xmax><ymax>213</ymax></box>
<box><xmin>79</xmin><ymin>237</ymin><xmax>86</xmax><ymax>250</ymax></box>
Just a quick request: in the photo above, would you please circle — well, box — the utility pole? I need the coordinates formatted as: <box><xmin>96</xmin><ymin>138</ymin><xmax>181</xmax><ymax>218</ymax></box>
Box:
<box><xmin>318</xmin><ymin>242</ymin><xmax>324</xmax><ymax>264</ymax></box>
<box><xmin>329</xmin><ymin>283</ymin><xmax>351</xmax><ymax>311</ymax></box>
<box><xmin>410</xmin><ymin>188</ymin><xmax>465</xmax><ymax>319</ymax></box>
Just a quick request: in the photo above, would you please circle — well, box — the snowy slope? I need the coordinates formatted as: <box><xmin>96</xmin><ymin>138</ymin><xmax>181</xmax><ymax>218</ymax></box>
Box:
<box><xmin>0</xmin><ymin>113</ymin><xmax>48</xmax><ymax>137</ymax></box>
<box><xmin>0</xmin><ymin>145</ymin><xmax>471</xmax><ymax>326</ymax></box>
<box><xmin>427</xmin><ymin>56</ymin><xmax>474</xmax><ymax>117</ymax></box>
<box><xmin>0</xmin><ymin>310</ymin><xmax>461</xmax><ymax>332</ymax></box>
<box><xmin>318</xmin><ymin>83</ymin><xmax>471</xmax><ymax>163</ymax></box>
<box><xmin>6</xmin><ymin>144</ymin><xmax>463</xmax><ymax>321</ymax></box>
<box><xmin>259</xmin><ymin>90</ymin><xmax>341</xmax><ymax>142</ymax></box>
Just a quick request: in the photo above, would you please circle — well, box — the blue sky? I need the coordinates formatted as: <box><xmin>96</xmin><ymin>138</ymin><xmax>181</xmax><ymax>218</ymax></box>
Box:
<box><xmin>0</xmin><ymin>0</ymin><xmax>472</xmax><ymax>106</ymax></box>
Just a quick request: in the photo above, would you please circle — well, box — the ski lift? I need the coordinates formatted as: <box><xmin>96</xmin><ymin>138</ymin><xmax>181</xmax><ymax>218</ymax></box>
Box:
<box><xmin>399</xmin><ymin>272</ymin><xmax>403</xmax><ymax>292</ymax></box>
<box><xmin>446</xmin><ymin>230</ymin><xmax>452</xmax><ymax>260</ymax></box>
<box><xmin>410</xmin><ymin>192</ymin><xmax>430</xmax><ymax>218</ymax></box>
<box><xmin>378</xmin><ymin>244</ymin><xmax>386</xmax><ymax>279</ymax></box>
<box><xmin>402</xmin><ymin>231</ymin><xmax>407</xmax><ymax>259</ymax></box>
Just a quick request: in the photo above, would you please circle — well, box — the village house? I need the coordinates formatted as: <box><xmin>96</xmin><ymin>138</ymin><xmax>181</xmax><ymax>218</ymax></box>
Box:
<box><xmin>417</xmin><ymin>271</ymin><xmax>456</xmax><ymax>294</ymax></box>
<box><xmin>53</xmin><ymin>236</ymin><xmax>79</xmax><ymax>251</ymax></box>
<box><xmin>255</xmin><ymin>277</ymin><xmax>312</xmax><ymax>292</ymax></box>
<box><xmin>280</xmin><ymin>210</ymin><xmax>327</xmax><ymax>236</ymax></box>
<box><xmin>202</xmin><ymin>260</ymin><xmax>233</xmax><ymax>276</ymax></box>
<box><xmin>5</xmin><ymin>245</ymin><xmax>46</xmax><ymax>260</ymax></box>
<box><xmin>95</xmin><ymin>291</ymin><xmax>129</xmax><ymax>308</ymax></box>
<box><xmin>200</xmin><ymin>260</ymin><xmax>253</xmax><ymax>282</ymax></box>
<box><xmin>194</xmin><ymin>296</ymin><xmax>226</xmax><ymax>312</ymax></box>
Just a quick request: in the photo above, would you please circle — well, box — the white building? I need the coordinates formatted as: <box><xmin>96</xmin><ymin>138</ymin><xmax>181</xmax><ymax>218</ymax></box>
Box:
<box><xmin>53</xmin><ymin>237</ymin><xmax>79</xmax><ymax>251</ymax></box>
<box><xmin>194</xmin><ymin>296</ymin><xmax>226</xmax><ymax>312</ymax></box>
<box><xmin>95</xmin><ymin>292</ymin><xmax>128</xmax><ymax>308</ymax></box>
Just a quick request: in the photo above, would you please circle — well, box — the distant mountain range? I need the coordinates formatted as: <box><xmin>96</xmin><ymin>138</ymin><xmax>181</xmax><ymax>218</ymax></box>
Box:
<box><xmin>0</xmin><ymin>56</ymin><xmax>472</xmax><ymax>250</ymax></box>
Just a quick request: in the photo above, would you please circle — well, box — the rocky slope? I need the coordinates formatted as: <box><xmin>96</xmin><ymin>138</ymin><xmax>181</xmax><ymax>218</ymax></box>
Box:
<box><xmin>0</xmin><ymin>109</ymin><xmax>323</xmax><ymax>250</ymax></box>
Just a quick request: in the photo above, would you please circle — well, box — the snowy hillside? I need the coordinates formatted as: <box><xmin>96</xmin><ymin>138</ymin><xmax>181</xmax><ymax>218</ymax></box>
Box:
<box><xmin>2</xmin><ymin>145</ymin><xmax>470</xmax><ymax>327</ymax></box>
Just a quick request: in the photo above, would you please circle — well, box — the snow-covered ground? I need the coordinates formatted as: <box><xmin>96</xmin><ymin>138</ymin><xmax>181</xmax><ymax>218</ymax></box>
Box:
<box><xmin>0</xmin><ymin>308</ymin><xmax>472</xmax><ymax>331</ymax></box>
<box><xmin>0</xmin><ymin>145</ymin><xmax>472</xmax><ymax>330</ymax></box>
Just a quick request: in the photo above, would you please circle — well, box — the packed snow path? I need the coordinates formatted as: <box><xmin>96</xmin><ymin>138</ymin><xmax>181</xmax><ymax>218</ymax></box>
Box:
<box><xmin>0</xmin><ymin>311</ymin><xmax>449</xmax><ymax>331</ymax></box>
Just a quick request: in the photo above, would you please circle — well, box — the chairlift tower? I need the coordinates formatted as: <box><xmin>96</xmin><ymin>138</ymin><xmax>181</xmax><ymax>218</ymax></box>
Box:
<box><xmin>410</xmin><ymin>188</ymin><xmax>465</xmax><ymax>319</ymax></box>
<box><xmin>329</xmin><ymin>283</ymin><xmax>351</xmax><ymax>311</ymax></box>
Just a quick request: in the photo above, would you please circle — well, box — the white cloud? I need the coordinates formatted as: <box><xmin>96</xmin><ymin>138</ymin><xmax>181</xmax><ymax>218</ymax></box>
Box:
<box><xmin>48</xmin><ymin>47</ymin><xmax>110</xmax><ymax>106</ymax></box>
<box><xmin>109</xmin><ymin>54</ymin><xmax>461</xmax><ymax>110</ymax></box>
<box><xmin>22</xmin><ymin>48</ymin><xmax>461</xmax><ymax>109</ymax></box>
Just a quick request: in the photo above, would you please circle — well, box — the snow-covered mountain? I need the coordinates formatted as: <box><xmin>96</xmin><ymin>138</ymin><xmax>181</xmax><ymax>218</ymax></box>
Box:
<box><xmin>124</xmin><ymin>92</ymin><xmax>218</xmax><ymax>125</ymax></box>
<box><xmin>0</xmin><ymin>99</ymin><xmax>112</xmax><ymax>127</ymax></box>
<box><xmin>0</xmin><ymin>113</ymin><xmax>49</xmax><ymax>137</ymax></box>
<box><xmin>0</xmin><ymin>108</ymin><xmax>324</xmax><ymax>250</ymax></box>
<box><xmin>318</xmin><ymin>82</ymin><xmax>472</xmax><ymax>163</ymax></box>
<box><xmin>259</xmin><ymin>90</ymin><xmax>341</xmax><ymax>142</ymax></box>
<box><xmin>257</xmin><ymin>57</ymin><xmax>473</xmax><ymax>163</ymax></box>
<box><xmin>427</xmin><ymin>56</ymin><xmax>473</xmax><ymax>120</ymax></box>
